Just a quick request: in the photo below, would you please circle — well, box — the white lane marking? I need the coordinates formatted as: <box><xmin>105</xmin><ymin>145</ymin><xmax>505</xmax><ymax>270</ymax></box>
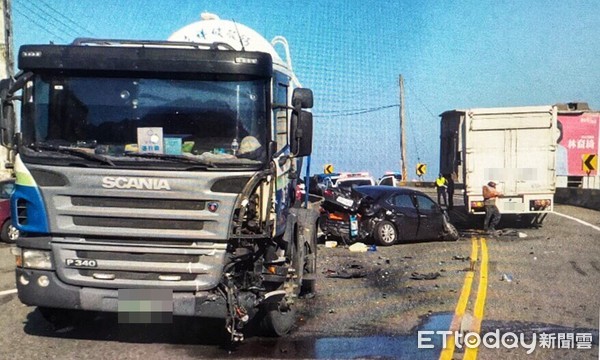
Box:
<box><xmin>0</xmin><ymin>288</ymin><xmax>17</xmax><ymax>296</ymax></box>
<box><xmin>553</xmin><ymin>211</ymin><xmax>600</xmax><ymax>232</ymax></box>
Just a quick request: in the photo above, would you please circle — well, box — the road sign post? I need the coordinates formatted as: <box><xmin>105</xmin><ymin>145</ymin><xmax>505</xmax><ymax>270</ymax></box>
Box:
<box><xmin>416</xmin><ymin>163</ymin><xmax>427</xmax><ymax>179</ymax></box>
<box><xmin>582</xmin><ymin>154</ymin><xmax>597</xmax><ymax>173</ymax></box>
<box><xmin>582</xmin><ymin>154</ymin><xmax>596</xmax><ymax>189</ymax></box>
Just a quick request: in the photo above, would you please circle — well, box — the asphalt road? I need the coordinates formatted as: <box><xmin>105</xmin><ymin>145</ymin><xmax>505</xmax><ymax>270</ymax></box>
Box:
<box><xmin>0</xmin><ymin>204</ymin><xmax>598</xmax><ymax>359</ymax></box>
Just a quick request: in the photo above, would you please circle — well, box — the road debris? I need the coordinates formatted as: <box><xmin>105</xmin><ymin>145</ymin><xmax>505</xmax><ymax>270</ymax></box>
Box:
<box><xmin>501</xmin><ymin>273</ymin><xmax>513</xmax><ymax>282</ymax></box>
<box><xmin>325</xmin><ymin>241</ymin><xmax>338</xmax><ymax>248</ymax></box>
<box><xmin>325</xmin><ymin>262</ymin><xmax>367</xmax><ymax>279</ymax></box>
<box><xmin>348</xmin><ymin>242</ymin><xmax>369</xmax><ymax>252</ymax></box>
<box><xmin>497</xmin><ymin>229</ymin><xmax>527</xmax><ymax>237</ymax></box>
<box><xmin>410</xmin><ymin>272</ymin><xmax>441</xmax><ymax>280</ymax></box>
<box><xmin>452</xmin><ymin>255</ymin><xmax>470</xmax><ymax>261</ymax></box>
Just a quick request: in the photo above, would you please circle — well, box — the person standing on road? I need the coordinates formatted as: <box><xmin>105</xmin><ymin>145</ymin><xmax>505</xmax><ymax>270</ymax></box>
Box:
<box><xmin>435</xmin><ymin>174</ymin><xmax>448</xmax><ymax>207</ymax></box>
<box><xmin>482</xmin><ymin>181</ymin><xmax>502</xmax><ymax>233</ymax></box>
<box><xmin>446</xmin><ymin>175</ymin><xmax>455</xmax><ymax>210</ymax></box>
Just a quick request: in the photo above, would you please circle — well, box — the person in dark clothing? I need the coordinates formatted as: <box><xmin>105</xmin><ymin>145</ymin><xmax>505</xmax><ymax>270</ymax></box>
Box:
<box><xmin>446</xmin><ymin>175</ymin><xmax>455</xmax><ymax>210</ymax></box>
<box><xmin>482</xmin><ymin>181</ymin><xmax>502</xmax><ymax>233</ymax></box>
<box><xmin>435</xmin><ymin>174</ymin><xmax>448</xmax><ymax>207</ymax></box>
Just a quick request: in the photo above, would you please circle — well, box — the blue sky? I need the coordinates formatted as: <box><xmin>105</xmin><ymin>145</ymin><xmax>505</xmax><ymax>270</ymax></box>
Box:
<box><xmin>11</xmin><ymin>0</ymin><xmax>600</xmax><ymax>179</ymax></box>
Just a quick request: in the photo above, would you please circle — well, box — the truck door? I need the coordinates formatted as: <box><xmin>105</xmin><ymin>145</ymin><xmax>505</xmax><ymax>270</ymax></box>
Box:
<box><xmin>467</xmin><ymin>113</ymin><xmax>511</xmax><ymax>196</ymax></box>
<box><xmin>273</xmin><ymin>73</ymin><xmax>292</xmax><ymax>236</ymax></box>
<box><xmin>513</xmin><ymin>117</ymin><xmax>556</xmax><ymax>196</ymax></box>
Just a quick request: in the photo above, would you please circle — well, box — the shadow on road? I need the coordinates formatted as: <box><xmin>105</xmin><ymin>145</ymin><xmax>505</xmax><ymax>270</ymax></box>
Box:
<box><xmin>23</xmin><ymin>307</ymin><xmax>233</xmax><ymax>347</ymax></box>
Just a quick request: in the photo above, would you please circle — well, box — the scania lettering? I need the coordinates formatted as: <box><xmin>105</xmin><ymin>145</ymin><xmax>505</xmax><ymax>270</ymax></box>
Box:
<box><xmin>101</xmin><ymin>177</ymin><xmax>171</xmax><ymax>190</ymax></box>
<box><xmin>5</xmin><ymin>13</ymin><xmax>317</xmax><ymax>341</ymax></box>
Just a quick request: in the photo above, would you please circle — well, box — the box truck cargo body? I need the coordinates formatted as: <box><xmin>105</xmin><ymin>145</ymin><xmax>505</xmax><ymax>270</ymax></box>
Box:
<box><xmin>440</xmin><ymin>106</ymin><xmax>558</xmax><ymax>219</ymax></box>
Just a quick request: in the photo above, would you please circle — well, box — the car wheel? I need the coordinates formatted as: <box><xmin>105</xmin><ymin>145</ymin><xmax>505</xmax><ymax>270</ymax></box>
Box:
<box><xmin>443</xmin><ymin>222</ymin><xmax>459</xmax><ymax>241</ymax></box>
<box><xmin>1</xmin><ymin>220</ymin><xmax>18</xmax><ymax>243</ymax></box>
<box><xmin>374</xmin><ymin>220</ymin><xmax>398</xmax><ymax>246</ymax></box>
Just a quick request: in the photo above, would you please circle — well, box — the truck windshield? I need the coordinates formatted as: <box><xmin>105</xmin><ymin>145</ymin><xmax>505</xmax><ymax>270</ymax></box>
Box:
<box><xmin>21</xmin><ymin>75</ymin><xmax>268</xmax><ymax>169</ymax></box>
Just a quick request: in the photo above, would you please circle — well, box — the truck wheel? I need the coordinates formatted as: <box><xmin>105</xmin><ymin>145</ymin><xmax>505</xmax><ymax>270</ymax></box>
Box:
<box><xmin>300</xmin><ymin>227</ymin><xmax>317</xmax><ymax>296</ymax></box>
<box><xmin>38</xmin><ymin>307</ymin><xmax>96</xmax><ymax>329</ymax></box>
<box><xmin>260</xmin><ymin>228</ymin><xmax>302</xmax><ymax>336</ymax></box>
<box><xmin>374</xmin><ymin>220</ymin><xmax>398</xmax><ymax>246</ymax></box>
<box><xmin>38</xmin><ymin>307</ymin><xmax>76</xmax><ymax>328</ymax></box>
<box><xmin>1</xmin><ymin>220</ymin><xmax>18</xmax><ymax>243</ymax></box>
<box><xmin>259</xmin><ymin>300</ymin><xmax>297</xmax><ymax>337</ymax></box>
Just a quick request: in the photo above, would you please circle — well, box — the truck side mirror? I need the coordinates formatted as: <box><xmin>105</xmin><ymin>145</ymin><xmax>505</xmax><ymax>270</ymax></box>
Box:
<box><xmin>0</xmin><ymin>78</ymin><xmax>15</xmax><ymax>147</ymax></box>
<box><xmin>290</xmin><ymin>110</ymin><xmax>313</xmax><ymax>157</ymax></box>
<box><xmin>292</xmin><ymin>88</ymin><xmax>313</xmax><ymax>109</ymax></box>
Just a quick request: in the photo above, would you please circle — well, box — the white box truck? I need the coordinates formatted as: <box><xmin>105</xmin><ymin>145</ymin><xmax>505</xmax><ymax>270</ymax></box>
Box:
<box><xmin>440</xmin><ymin>105</ymin><xmax>558</xmax><ymax>224</ymax></box>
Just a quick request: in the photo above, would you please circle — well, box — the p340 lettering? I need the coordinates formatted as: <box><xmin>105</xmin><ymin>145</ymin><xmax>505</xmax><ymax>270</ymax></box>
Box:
<box><xmin>65</xmin><ymin>258</ymin><xmax>97</xmax><ymax>268</ymax></box>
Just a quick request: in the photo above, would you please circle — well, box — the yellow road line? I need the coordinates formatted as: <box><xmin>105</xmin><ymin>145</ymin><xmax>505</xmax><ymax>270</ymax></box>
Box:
<box><xmin>439</xmin><ymin>237</ymin><xmax>478</xmax><ymax>360</ymax></box>
<box><xmin>470</xmin><ymin>234</ymin><xmax>478</xmax><ymax>271</ymax></box>
<box><xmin>464</xmin><ymin>237</ymin><xmax>489</xmax><ymax>360</ymax></box>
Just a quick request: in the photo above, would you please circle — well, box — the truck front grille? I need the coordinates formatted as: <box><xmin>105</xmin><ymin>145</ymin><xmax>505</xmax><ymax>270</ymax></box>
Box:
<box><xmin>71</xmin><ymin>196</ymin><xmax>206</xmax><ymax>210</ymax></box>
<box><xmin>76</xmin><ymin>250</ymin><xmax>199</xmax><ymax>263</ymax></box>
<box><xmin>72</xmin><ymin>216</ymin><xmax>204</xmax><ymax>230</ymax></box>
<box><xmin>53</xmin><ymin>242</ymin><xmax>227</xmax><ymax>291</ymax></box>
<box><xmin>78</xmin><ymin>269</ymin><xmax>198</xmax><ymax>281</ymax></box>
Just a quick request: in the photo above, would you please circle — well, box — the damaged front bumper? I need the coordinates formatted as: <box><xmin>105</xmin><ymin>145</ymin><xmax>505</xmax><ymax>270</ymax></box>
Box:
<box><xmin>16</xmin><ymin>268</ymin><xmax>230</xmax><ymax>318</ymax></box>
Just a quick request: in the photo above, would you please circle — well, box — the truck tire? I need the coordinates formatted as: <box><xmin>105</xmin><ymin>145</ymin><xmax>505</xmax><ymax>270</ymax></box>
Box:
<box><xmin>259</xmin><ymin>301</ymin><xmax>297</xmax><ymax>337</ymax></box>
<box><xmin>374</xmin><ymin>220</ymin><xmax>398</xmax><ymax>246</ymax></box>
<box><xmin>300</xmin><ymin>225</ymin><xmax>317</xmax><ymax>296</ymax></box>
<box><xmin>38</xmin><ymin>307</ymin><xmax>76</xmax><ymax>329</ymax></box>
<box><xmin>38</xmin><ymin>307</ymin><xmax>95</xmax><ymax>329</ymax></box>
<box><xmin>259</xmin><ymin>227</ymin><xmax>302</xmax><ymax>336</ymax></box>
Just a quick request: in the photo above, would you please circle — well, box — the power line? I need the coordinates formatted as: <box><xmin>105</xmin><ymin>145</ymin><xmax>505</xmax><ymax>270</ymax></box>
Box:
<box><xmin>36</xmin><ymin>0</ymin><xmax>97</xmax><ymax>36</ymax></box>
<box><xmin>406</xmin><ymin>108</ymin><xmax>421</xmax><ymax>162</ymax></box>
<box><xmin>314</xmin><ymin>104</ymin><xmax>399</xmax><ymax>118</ymax></box>
<box><xmin>318</xmin><ymin>104</ymin><xmax>398</xmax><ymax>114</ymax></box>
<box><xmin>15</xmin><ymin>2</ymin><xmax>74</xmax><ymax>41</ymax></box>
<box><xmin>404</xmin><ymin>81</ymin><xmax>438</xmax><ymax>119</ymax></box>
<box><xmin>26</xmin><ymin>1</ymin><xmax>86</xmax><ymax>39</ymax></box>
<box><xmin>13</xmin><ymin>6</ymin><xmax>69</xmax><ymax>43</ymax></box>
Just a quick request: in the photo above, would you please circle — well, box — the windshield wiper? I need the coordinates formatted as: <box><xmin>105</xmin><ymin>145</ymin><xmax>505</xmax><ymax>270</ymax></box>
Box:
<box><xmin>33</xmin><ymin>143</ymin><xmax>115</xmax><ymax>166</ymax></box>
<box><xmin>122</xmin><ymin>152</ymin><xmax>214</xmax><ymax>167</ymax></box>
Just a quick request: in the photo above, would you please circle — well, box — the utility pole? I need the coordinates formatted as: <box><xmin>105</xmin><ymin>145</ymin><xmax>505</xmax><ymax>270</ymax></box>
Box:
<box><xmin>399</xmin><ymin>75</ymin><xmax>408</xmax><ymax>183</ymax></box>
<box><xmin>0</xmin><ymin>0</ymin><xmax>14</xmax><ymax>79</ymax></box>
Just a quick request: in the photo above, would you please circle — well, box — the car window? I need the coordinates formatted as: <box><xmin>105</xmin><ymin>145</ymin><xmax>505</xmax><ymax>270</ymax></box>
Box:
<box><xmin>340</xmin><ymin>179</ymin><xmax>373</xmax><ymax>187</ymax></box>
<box><xmin>390</xmin><ymin>194</ymin><xmax>414</xmax><ymax>209</ymax></box>
<box><xmin>0</xmin><ymin>182</ymin><xmax>14</xmax><ymax>199</ymax></box>
<box><xmin>380</xmin><ymin>177</ymin><xmax>393</xmax><ymax>186</ymax></box>
<box><xmin>415</xmin><ymin>195</ymin><xmax>437</xmax><ymax>212</ymax></box>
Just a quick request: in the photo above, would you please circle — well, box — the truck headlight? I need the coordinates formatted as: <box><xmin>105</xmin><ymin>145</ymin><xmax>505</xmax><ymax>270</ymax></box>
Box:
<box><xmin>22</xmin><ymin>249</ymin><xmax>53</xmax><ymax>270</ymax></box>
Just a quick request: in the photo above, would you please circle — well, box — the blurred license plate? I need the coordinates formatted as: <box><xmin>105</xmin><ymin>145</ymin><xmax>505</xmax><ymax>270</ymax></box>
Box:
<box><xmin>118</xmin><ymin>289</ymin><xmax>173</xmax><ymax>324</ymax></box>
<box><xmin>336</xmin><ymin>196</ymin><xmax>354</xmax><ymax>207</ymax></box>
